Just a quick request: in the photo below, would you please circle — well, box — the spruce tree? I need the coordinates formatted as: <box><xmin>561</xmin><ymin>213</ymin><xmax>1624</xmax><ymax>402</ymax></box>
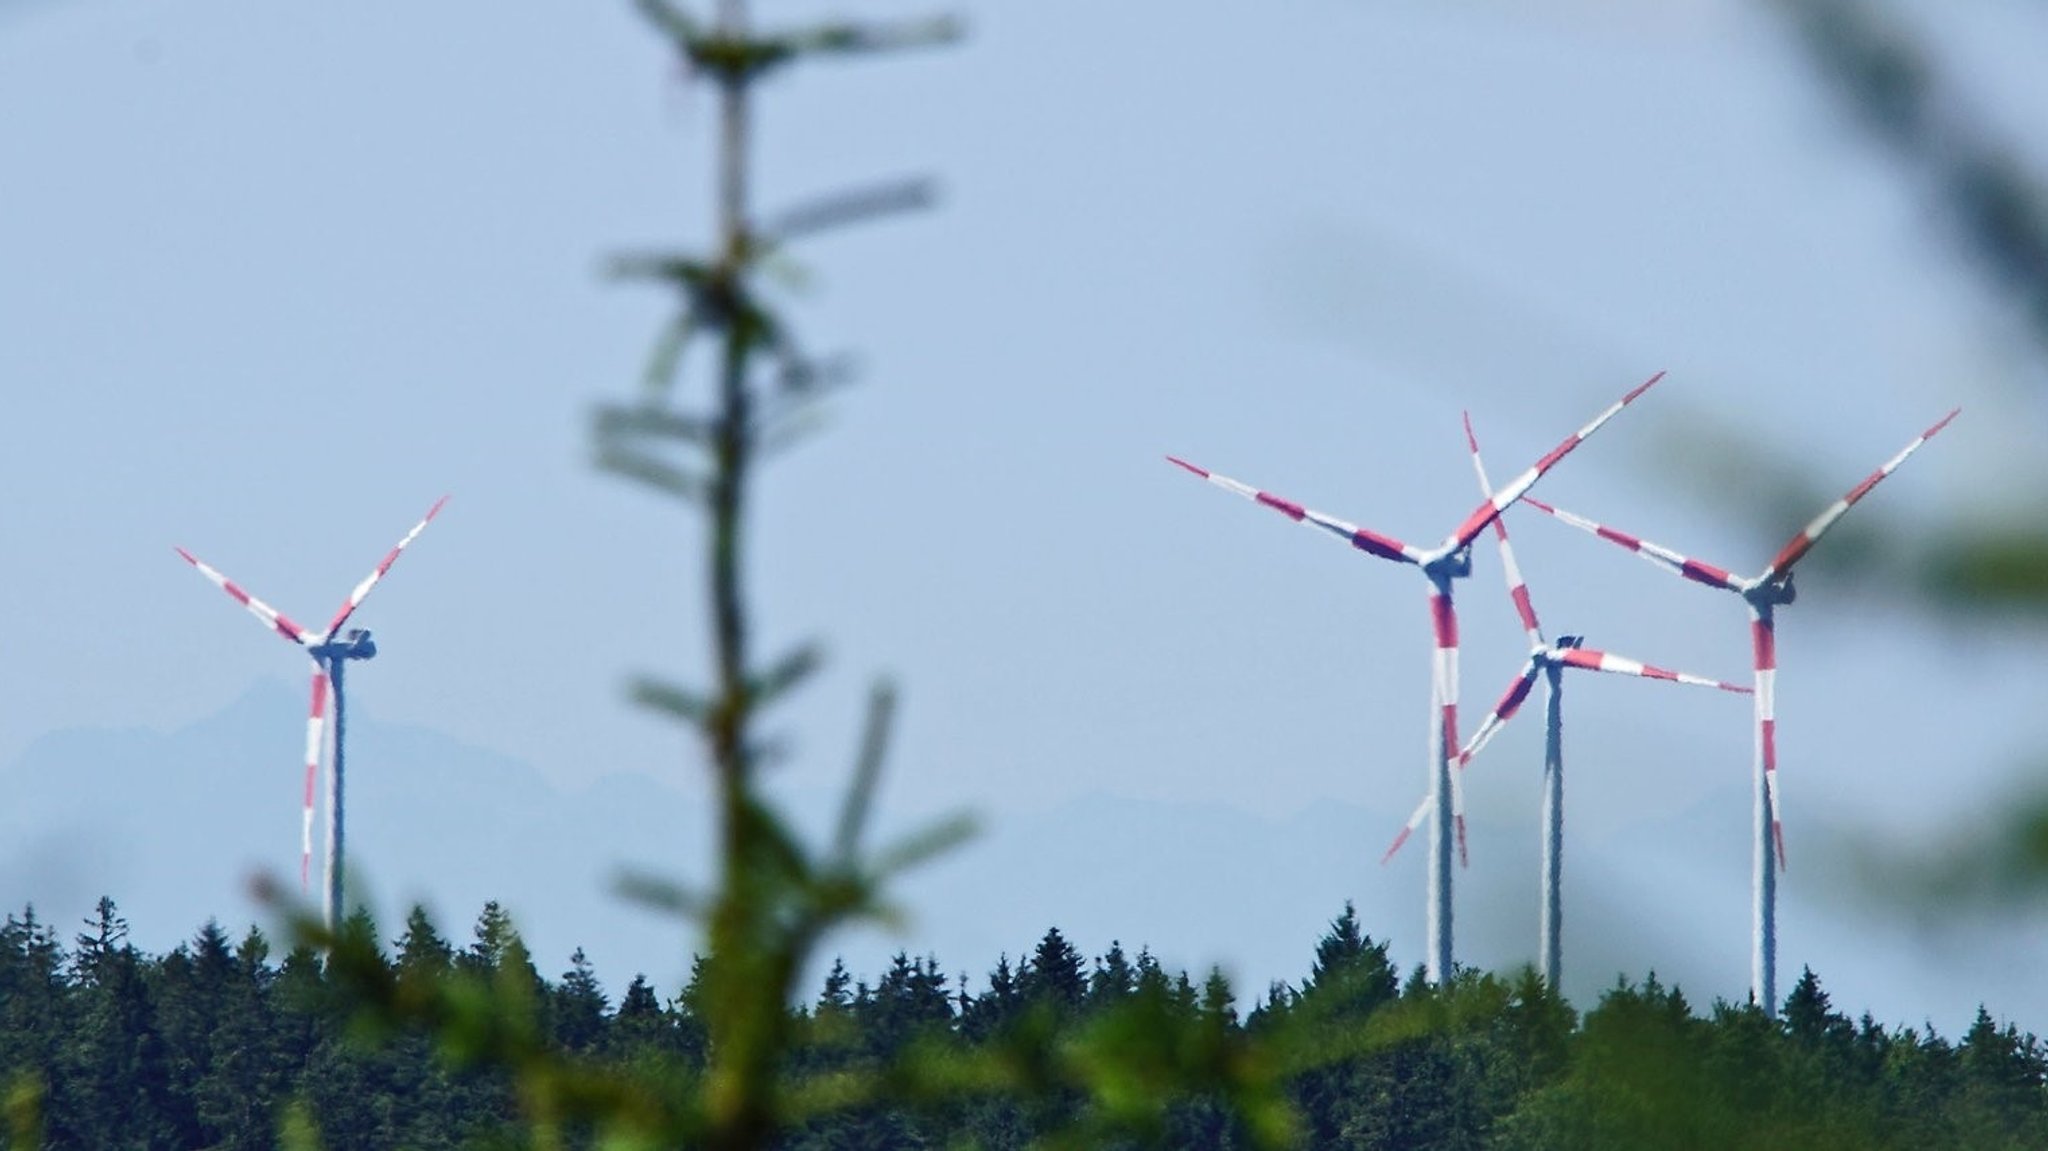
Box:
<box><xmin>197</xmin><ymin>927</ymin><xmax>287</xmax><ymax>1151</ymax></box>
<box><xmin>1019</xmin><ymin>928</ymin><xmax>1086</xmax><ymax>1013</ymax></box>
<box><xmin>554</xmin><ymin>948</ymin><xmax>609</xmax><ymax>1052</ymax></box>
<box><xmin>1957</xmin><ymin>1005</ymin><xmax>2048</xmax><ymax>1143</ymax></box>
<box><xmin>962</xmin><ymin>954</ymin><xmax>1021</xmax><ymax>1042</ymax></box>
<box><xmin>816</xmin><ymin>958</ymin><xmax>853</xmax><ymax>1018</ymax></box>
<box><xmin>1088</xmin><ymin>940</ymin><xmax>1136</xmax><ymax>1010</ymax></box>
<box><xmin>152</xmin><ymin>922</ymin><xmax>238</xmax><ymax>1147</ymax></box>
<box><xmin>460</xmin><ymin>901</ymin><xmax>517</xmax><ymax>978</ymax></box>
<box><xmin>394</xmin><ymin>905</ymin><xmax>455</xmax><ymax>984</ymax></box>
<box><xmin>62</xmin><ymin>899</ymin><xmax>173</xmax><ymax>1151</ymax></box>
<box><xmin>1297</xmin><ymin>901</ymin><xmax>1396</xmax><ymax>1024</ymax></box>
<box><xmin>1198</xmin><ymin>967</ymin><xmax>1238</xmax><ymax>1030</ymax></box>
<box><xmin>608</xmin><ymin>973</ymin><xmax>681</xmax><ymax>1062</ymax></box>
<box><xmin>0</xmin><ymin>907</ymin><xmax>68</xmax><ymax>1149</ymax></box>
<box><xmin>1784</xmin><ymin>965</ymin><xmax>1853</xmax><ymax>1050</ymax></box>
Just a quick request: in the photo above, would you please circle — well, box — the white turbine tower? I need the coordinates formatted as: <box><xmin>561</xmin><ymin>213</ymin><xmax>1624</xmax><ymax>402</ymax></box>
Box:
<box><xmin>176</xmin><ymin>497</ymin><xmax>447</xmax><ymax>931</ymax></box>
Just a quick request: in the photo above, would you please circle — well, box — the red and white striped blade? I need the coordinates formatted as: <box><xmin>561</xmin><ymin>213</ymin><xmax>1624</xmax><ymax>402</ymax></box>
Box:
<box><xmin>302</xmin><ymin>667</ymin><xmax>329</xmax><ymax>892</ymax></box>
<box><xmin>1165</xmin><ymin>457</ymin><xmax>1426</xmax><ymax>565</ymax></box>
<box><xmin>1386</xmin><ymin>588</ymin><xmax>1464</xmax><ymax>869</ymax></box>
<box><xmin>1456</xmin><ymin>660</ymin><xmax>1545</xmax><ymax>766</ymax></box>
<box><xmin>1445</xmin><ymin>371</ymin><xmax>1663</xmax><ymax>551</ymax></box>
<box><xmin>1554</xmin><ymin>646</ymin><xmax>1752</xmax><ymax>693</ymax></box>
<box><xmin>1376</xmin><ymin>794</ymin><xmax>1474</xmax><ymax>864</ymax></box>
<box><xmin>1443</xmin><ymin>656</ymin><xmax>1531</xmax><ymax>869</ymax></box>
<box><xmin>1464</xmin><ymin>413</ymin><xmax>1544</xmax><ymax>648</ymax></box>
<box><xmin>1381</xmin><ymin>794</ymin><xmax>1431</xmax><ymax>865</ymax></box>
<box><xmin>325</xmin><ymin>496</ymin><xmax>449</xmax><ymax>638</ymax></box>
<box><xmin>1381</xmin><ymin>792</ymin><xmax>1471</xmax><ymax>867</ymax></box>
<box><xmin>1520</xmin><ymin>497</ymin><xmax>1746</xmax><ymax>593</ymax></box>
<box><xmin>174</xmin><ymin>548</ymin><xmax>311</xmax><ymax>645</ymax></box>
<box><xmin>1759</xmin><ymin>409</ymin><xmax>1959</xmax><ymax>584</ymax></box>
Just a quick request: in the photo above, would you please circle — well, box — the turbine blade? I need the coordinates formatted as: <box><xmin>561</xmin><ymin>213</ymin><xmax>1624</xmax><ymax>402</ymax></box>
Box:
<box><xmin>1388</xmin><ymin>787</ymin><xmax>1469</xmax><ymax>867</ymax></box>
<box><xmin>1446</xmin><ymin>656</ymin><xmax>1547</xmax><ymax>868</ymax></box>
<box><xmin>1166</xmin><ymin>457</ymin><xmax>1425</xmax><ymax>565</ymax></box>
<box><xmin>1382</xmin><ymin>795</ymin><xmax>1431</xmax><ymax>865</ymax></box>
<box><xmin>1465</xmin><ymin>412</ymin><xmax>1544</xmax><ymax>648</ymax></box>
<box><xmin>1446</xmin><ymin>370</ymin><xmax>1663</xmax><ymax>550</ymax></box>
<box><xmin>1759</xmin><ymin>409</ymin><xmax>1959</xmax><ymax>584</ymax></box>
<box><xmin>325</xmin><ymin>496</ymin><xmax>449</xmax><ymax>638</ymax></box>
<box><xmin>1456</xmin><ymin>660</ymin><xmax>1545</xmax><ymax>766</ymax></box>
<box><xmin>1554</xmin><ymin>646</ymin><xmax>1752</xmax><ymax>693</ymax></box>
<box><xmin>174</xmin><ymin>547</ymin><xmax>311</xmax><ymax>645</ymax></box>
<box><xmin>1520</xmin><ymin>497</ymin><xmax>1745</xmax><ymax>593</ymax></box>
<box><xmin>303</xmin><ymin>667</ymin><xmax>329</xmax><ymax>892</ymax></box>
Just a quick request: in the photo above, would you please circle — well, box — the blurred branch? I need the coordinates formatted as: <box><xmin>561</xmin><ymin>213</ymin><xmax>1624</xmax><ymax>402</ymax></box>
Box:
<box><xmin>766</xmin><ymin>176</ymin><xmax>938</xmax><ymax>243</ymax></box>
<box><xmin>636</xmin><ymin>0</ymin><xmax>961</xmax><ymax>84</ymax></box>
<box><xmin>747</xmin><ymin>642</ymin><xmax>823</xmax><ymax>713</ymax></box>
<box><xmin>630</xmin><ymin>676</ymin><xmax>717</xmax><ymax>730</ymax></box>
<box><xmin>602</xmin><ymin>2</ymin><xmax>990</xmax><ymax>1146</ymax></box>
<box><xmin>638</xmin><ymin>309</ymin><xmax>700</xmax><ymax>402</ymax></box>
<box><xmin>595</xmin><ymin>403</ymin><xmax>721</xmax><ymax>448</ymax></box>
<box><xmin>616</xmin><ymin>871</ymin><xmax>714</xmax><ymax>920</ymax></box>
<box><xmin>270</xmin><ymin>0</ymin><xmax>1307</xmax><ymax>1143</ymax></box>
<box><xmin>1856</xmin><ymin>770</ymin><xmax>2048</xmax><ymax>919</ymax></box>
<box><xmin>596</xmin><ymin>441</ymin><xmax>713</xmax><ymax>504</ymax></box>
<box><xmin>1772</xmin><ymin>0</ymin><xmax>2048</xmax><ymax>352</ymax></box>
<box><xmin>1772</xmin><ymin>2</ymin><xmax>2048</xmax><ymax>968</ymax></box>
<box><xmin>832</xmin><ymin>682</ymin><xmax>896</xmax><ymax>863</ymax></box>
<box><xmin>3</xmin><ymin>1072</ymin><xmax>43</xmax><ymax>1151</ymax></box>
<box><xmin>1912</xmin><ymin>520</ymin><xmax>2048</xmax><ymax>619</ymax></box>
<box><xmin>1638</xmin><ymin>397</ymin><xmax>2048</xmax><ymax>619</ymax></box>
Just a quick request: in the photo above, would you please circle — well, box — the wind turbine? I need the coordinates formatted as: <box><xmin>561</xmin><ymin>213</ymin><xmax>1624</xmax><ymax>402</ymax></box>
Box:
<box><xmin>1167</xmin><ymin>373</ymin><xmax>1662</xmax><ymax>983</ymax></box>
<box><xmin>176</xmin><ymin>497</ymin><xmax>447</xmax><ymax>932</ymax></box>
<box><xmin>1524</xmin><ymin>408</ymin><xmax>1956</xmax><ymax>1014</ymax></box>
<box><xmin>1382</xmin><ymin>413</ymin><xmax>1750</xmax><ymax>990</ymax></box>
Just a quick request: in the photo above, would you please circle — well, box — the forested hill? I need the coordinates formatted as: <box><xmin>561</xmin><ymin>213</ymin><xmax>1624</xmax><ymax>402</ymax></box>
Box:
<box><xmin>4</xmin><ymin>898</ymin><xmax>2045</xmax><ymax>1149</ymax></box>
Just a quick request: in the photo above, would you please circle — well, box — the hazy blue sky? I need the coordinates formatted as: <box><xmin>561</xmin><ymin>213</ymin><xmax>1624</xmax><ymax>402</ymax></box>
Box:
<box><xmin>3</xmin><ymin>0</ymin><xmax>2046</xmax><ymax>1020</ymax></box>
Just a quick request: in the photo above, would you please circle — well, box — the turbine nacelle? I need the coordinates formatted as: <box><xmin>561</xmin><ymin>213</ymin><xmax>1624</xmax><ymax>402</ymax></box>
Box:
<box><xmin>1743</xmin><ymin>572</ymin><xmax>1797</xmax><ymax>608</ymax></box>
<box><xmin>310</xmin><ymin>628</ymin><xmax>377</xmax><ymax>662</ymax></box>
<box><xmin>1425</xmin><ymin>544</ymin><xmax>1474</xmax><ymax>577</ymax></box>
<box><xmin>1421</xmin><ymin>544</ymin><xmax>1474</xmax><ymax>581</ymax></box>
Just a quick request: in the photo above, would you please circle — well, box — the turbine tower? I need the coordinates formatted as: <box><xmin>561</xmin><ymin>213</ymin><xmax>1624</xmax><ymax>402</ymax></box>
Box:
<box><xmin>1384</xmin><ymin>413</ymin><xmax>1749</xmax><ymax>990</ymax></box>
<box><xmin>176</xmin><ymin>496</ymin><xmax>447</xmax><ymax>931</ymax></box>
<box><xmin>1168</xmin><ymin>373</ymin><xmax>1661</xmax><ymax>982</ymax></box>
<box><xmin>1526</xmin><ymin>408</ymin><xmax>1955</xmax><ymax>1014</ymax></box>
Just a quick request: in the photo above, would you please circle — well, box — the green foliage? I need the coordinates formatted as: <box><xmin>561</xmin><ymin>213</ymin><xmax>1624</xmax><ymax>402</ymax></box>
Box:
<box><xmin>1776</xmin><ymin>0</ymin><xmax>2048</xmax><ymax>349</ymax></box>
<box><xmin>13</xmin><ymin>900</ymin><xmax>2045</xmax><ymax>1148</ymax></box>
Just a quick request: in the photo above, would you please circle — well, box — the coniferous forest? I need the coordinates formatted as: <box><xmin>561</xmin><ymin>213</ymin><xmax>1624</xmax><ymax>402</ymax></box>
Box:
<box><xmin>4</xmin><ymin>897</ymin><xmax>2046</xmax><ymax>1149</ymax></box>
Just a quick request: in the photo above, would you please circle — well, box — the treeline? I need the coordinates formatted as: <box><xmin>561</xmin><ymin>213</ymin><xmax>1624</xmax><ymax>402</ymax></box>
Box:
<box><xmin>3</xmin><ymin>898</ymin><xmax>2046</xmax><ymax>1149</ymax></box>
